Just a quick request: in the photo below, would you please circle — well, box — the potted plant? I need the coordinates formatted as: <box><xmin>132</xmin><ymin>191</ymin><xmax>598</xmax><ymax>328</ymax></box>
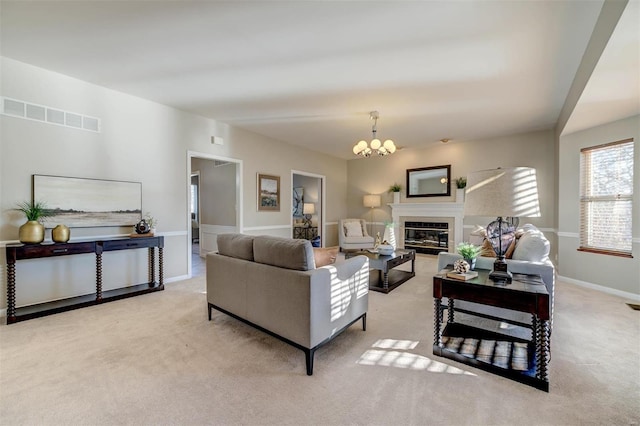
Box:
<box><xmin>388</xmin><ymin>183</ymin><xmax>402</xmax><ymax>204</ymax></box>
<box><xmin>456</xmin><ymin>241</ymin><xmax>480</xmax><ymax>270</ymax></box>
<box><xmin>144</xmin><ymin>212</ymin><xmax>158</xmax><ymax>233</ymax></box>
<box><xmin>15</xmin><ymin>200</ymin><xmax>51</xmax><ymax>244</ymax></box>
<box><xmin>455</xmin><ymin>177</ymin><xmax>467</xmax><ymax>202</ymax></box>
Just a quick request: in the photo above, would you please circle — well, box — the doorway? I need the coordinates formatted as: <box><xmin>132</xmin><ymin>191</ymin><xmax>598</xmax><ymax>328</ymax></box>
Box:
<box><xmin>291</xmin><ymin>170</ymin><xmax>326</xmax><ymax>247</ymax></box>
<box><xmin>187</xmin><ymin>151</ymin><xmax>243</xmax><ymax>277</ymax></box>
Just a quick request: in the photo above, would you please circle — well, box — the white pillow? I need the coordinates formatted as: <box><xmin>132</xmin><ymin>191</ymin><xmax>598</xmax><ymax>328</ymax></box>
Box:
<box><xmin>344</xmin><ymin>221</ymin><xmax>363</xmax><ymax>237</ymax></box>
<box><xmin>512</xmin><ymin>225</ymin><xmax>550</xmax><ymax>262</ymax></box>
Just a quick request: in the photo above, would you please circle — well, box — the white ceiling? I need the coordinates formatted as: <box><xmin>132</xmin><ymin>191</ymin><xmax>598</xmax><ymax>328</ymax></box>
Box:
<box><xmin>562</xmin><ymin>0</ymin><xmax>640</xmax><ymax>136</ymax></box>
<box><xmin>1</xmin><ymin>1</ymin><xmax>636</xmax><ymax>159</ymax></box>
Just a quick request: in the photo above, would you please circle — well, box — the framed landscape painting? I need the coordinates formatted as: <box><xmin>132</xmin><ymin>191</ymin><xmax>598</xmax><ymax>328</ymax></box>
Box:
<box><xmin>257</xmin><ymin>173</ymin><xmax>280</xmax><ymax>211</ymax></box>
<box><xmin>33</xmin><ymin>175</ymin><xmax>142</xmax><ymax>228</ymax></box>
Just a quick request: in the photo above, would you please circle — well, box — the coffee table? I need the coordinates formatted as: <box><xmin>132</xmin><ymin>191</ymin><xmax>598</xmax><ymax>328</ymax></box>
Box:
<box><xmin>433</xmin><ymin>267</ymin><xmax>550</xmax><ymax>391</ymax></box>
<box><xmin>345</xmin><ymin>249</ymin><xmax>415</xmax><ymax>293</ymax></box>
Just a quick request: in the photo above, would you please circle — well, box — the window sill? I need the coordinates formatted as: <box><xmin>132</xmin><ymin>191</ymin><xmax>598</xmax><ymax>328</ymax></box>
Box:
<box><xmin>577</xmin><ymin>247</ymin><xmax>633</xmax><ymax>258</ymax></box>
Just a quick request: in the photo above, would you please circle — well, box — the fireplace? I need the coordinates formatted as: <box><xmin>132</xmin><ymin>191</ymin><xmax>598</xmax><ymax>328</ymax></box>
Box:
<box><xmin>389</xmin><ymin>201</ymin><xmax>464</xmax><ymax>253</ymax></box>
<box><xmin>404</xmin><ymin>221</ymin><xmax>449</xmax><ymax>254</ymax></box>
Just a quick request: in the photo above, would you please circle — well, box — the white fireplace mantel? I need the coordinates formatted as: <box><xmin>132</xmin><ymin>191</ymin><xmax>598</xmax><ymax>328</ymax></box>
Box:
<box><xmin>389</xmin><ymin>202</ymin><xmax>464</xmax><ymax>250</ymax></box>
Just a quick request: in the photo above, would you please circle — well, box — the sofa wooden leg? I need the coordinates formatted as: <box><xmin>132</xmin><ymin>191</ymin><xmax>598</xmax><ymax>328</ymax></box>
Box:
<box><xmin>362</xmin><ymin>313</ymin><xmax>367</xmax><ymax>331</ymax></box>
<box><xmin>305</xmin><ymin>349</ymin><xmax>315</xmax><ymax>376</ymax></box>
<box><xmin>208</xmin><ymin>303</ymin><xmax>212</xmax><ymax>321</ymax></box>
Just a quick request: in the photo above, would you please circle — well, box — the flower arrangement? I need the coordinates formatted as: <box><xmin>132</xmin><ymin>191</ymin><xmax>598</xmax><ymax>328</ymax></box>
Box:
<box><xmin>388</xmin><ymin>183</ymin><xmax>402</xmax><ymax>193</ymax></box>
<box><xmin>143</xmin><ymin>212</ymin><xmax>157</xmax><ymax>229</ymax></box>
<box><xmin>456</xmin><ymin>242</ymin><xmax>480</xmax><ymax>260</ymax></box>
<box><xmin>15</xmin><ymin>200</ymin><xmax>51</xmax><ymax>222</ymax></box>
<box><xmin>455</xmin><ymin>177</ymin><xmax>467</xmax><ymax>189</ymax></box>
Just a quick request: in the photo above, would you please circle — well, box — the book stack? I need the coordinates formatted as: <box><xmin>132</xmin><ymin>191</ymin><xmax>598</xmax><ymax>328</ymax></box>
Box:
<box><xmin>446</xmin><ymin>271</ymin><xmax>479</xmax><ymax>281</ymax></box>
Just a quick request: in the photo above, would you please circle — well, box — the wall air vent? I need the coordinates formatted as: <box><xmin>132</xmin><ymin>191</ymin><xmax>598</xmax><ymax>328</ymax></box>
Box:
<box><xmin>214</xmin><ymin>160</ymin><xmax>231</xmax><ymax>167</ymax></box>
<box><xmin>1</xmin><ymin>96</ymin><xmax>101</xmax><ymax>133</ymax></box>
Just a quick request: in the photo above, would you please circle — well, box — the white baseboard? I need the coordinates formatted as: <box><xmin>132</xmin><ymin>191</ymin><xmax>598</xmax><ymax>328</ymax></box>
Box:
<box><xmin>165</xmin><ymin>275</ymin><xmax>190</xmax><ymax>284</ymax></box>
<box><xmin>558</xmin><ymin>275</ymin><xmax>640</xmax><ymax>302</ymax></box>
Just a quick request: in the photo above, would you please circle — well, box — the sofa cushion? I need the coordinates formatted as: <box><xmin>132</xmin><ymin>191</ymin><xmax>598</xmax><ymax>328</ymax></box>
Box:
<box><xmin>313</xmin><ymin>246</ymin><xmax>339</xmax><ymax>267</ymax></box>
<box><xmin>217</xmin><ymin>233</ymin><xmax>255</xmax><ymax>261</ymax></box>
<box><xmin>512</xmin><ymin>225</ymin><xmax>550</xmax><ymax>262</ymax></box>
<box><xmin>253</xmin><ymin>235</ymin><xmax>316</xmax><ymax>271</ymax></box>
<box><xmin>344</xmin><ymin>221</ymin><xmax>363</xmax><ymax>237</ymax></box>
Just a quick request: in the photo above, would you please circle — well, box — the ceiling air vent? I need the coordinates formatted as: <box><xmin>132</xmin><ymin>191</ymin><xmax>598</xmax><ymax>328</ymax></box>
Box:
<box><xmin>1</xmin><ymin>96</ymin><xmax>101</xmax><ymax>133</ymax></box>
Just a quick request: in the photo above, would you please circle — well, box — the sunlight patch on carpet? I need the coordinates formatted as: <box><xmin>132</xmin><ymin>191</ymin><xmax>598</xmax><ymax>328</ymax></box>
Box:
<box><xmin>357</xmin><ymin>349</ymin><xmax>476</xmax><ymax>375</ymax></box>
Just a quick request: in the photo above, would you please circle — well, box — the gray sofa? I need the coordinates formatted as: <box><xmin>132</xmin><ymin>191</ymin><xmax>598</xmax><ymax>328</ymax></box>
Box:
<box><xmin>206</xmin><ymin>233</ymin><xmax>369</xmax><ymax>375</ymax></box>
<box><xmin>437</xmin><ymin>225</ymin><xmax>555</xmax><ymax>334</ymax></box>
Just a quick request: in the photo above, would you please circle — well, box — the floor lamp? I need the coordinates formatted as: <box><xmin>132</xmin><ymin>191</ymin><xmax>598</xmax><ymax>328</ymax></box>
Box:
<box><xmin>363</xmin><ymin>194</ymin><xmax>381</xmax><ymax>236</ymax></box>
<box><xmin>463</xmin><ymin>167</ymin><xmax>540</xmax><ymax>283</ymax></box>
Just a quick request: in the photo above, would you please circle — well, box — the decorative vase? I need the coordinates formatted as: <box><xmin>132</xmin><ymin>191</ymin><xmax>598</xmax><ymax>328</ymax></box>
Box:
<box><xmin>19</xmin><ymin>220</ymin><xmax>45</xmax><ymax>244</ymax></box>
<box><xmin>393</xmin><ymin>192</ymin><xmax>400</xmax><ymax>204</ymax></box>
<box><xmin>52</xmin><ymin>224</ymin><xmax>70</xmax><ymax>243</ymax></box>
<box><xmin>464</xmin><ymin>257</ymin><xmax>477</xmax><ymax>270</ymax></box>
<box><xmin>383</xmin><ymin>226</ymin><xmax>397</xmax><ymax>249</ymax></box>
<box><xmin>456</xmin><ymin>188</ymin><xmax>465</xmax><ymax>203</ymax></box>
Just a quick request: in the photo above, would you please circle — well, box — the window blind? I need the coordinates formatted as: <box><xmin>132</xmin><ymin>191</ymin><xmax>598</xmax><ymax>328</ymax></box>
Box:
<box><xmin>579</xmin><ymin>138</ymin><xmax>634</xmax><ymax>255</ymax></box>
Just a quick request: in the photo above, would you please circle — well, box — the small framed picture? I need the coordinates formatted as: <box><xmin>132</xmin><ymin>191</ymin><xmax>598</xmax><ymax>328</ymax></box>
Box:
<box><xmin>257</xmin><ymin>173</ymin><xmax>280</xmax><ymax>211</ymax></box>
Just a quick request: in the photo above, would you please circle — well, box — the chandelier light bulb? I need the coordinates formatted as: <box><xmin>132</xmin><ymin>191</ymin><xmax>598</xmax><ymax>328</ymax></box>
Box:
<box><xmin>352</xmin><ymin>112</ymin><xmax>396</xmax><ymax>157</ymax></box>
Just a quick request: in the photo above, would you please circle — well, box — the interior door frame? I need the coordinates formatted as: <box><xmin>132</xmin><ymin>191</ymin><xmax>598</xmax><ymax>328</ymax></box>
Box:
<box><xmin>187</xmin><ymin>150</ymin><xmax>243</xmax><ymax>278</ymax></box>
<box><xmin>291</xmin><ymin>169</ymin><xmax>326</xmax><ymax>247</ymax></box>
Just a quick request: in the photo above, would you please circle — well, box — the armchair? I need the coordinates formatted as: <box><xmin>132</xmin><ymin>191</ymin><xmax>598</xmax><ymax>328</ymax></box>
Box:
<box><xmin>339</xmin><ymin>218</ymin><xmax>374</xmax><ymax>251</ymax></box>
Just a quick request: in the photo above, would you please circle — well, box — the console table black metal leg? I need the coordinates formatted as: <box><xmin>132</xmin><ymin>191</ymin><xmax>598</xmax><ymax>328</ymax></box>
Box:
<box><xmin>536</xmin><ymin>317</ymin><xmax>550</xmax><ymax>383</ymax></box>
<box><xmin>448</xmin><ymin>298</ymin><xmax>455</xmax><ymax>323</ymax></box>
<box><xmin>148</xmin><ymin>247</ymin><xmax>156</xmax><ymax>286</ymax></box>
<box><xmin>159</xmin><ymin>247</ymin><xmax>164</xmax><ymax>286</ymax></box>
<box><xmin>7</xmin><ymin>261</ymin><xmax>16</xmax><ymax>322</ymax></box>
<box><xmin>96</xmin><ymin>252</ymin><xmax>103</xmax><ymax>300</ymax></box>
<box><xmin>434</xmin><ymin>298</ymin><xmax>443</xmax><ymax>347</ymax></box>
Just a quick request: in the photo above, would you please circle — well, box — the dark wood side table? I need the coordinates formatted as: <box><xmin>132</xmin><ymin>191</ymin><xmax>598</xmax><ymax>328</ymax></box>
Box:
<box><xmin>6</xmin><ymin>236</ymin><xmax>164</xmax><ymax>324</ymax></box>
<box><xmin>433</xmin><ymin>267</ymin><xmax>550</xmax><ymax>391</ymax></box>
<box><xmin>345</xmin><ymin>249</ymin><xmax>415</xmax><ymax>293</ymax></box>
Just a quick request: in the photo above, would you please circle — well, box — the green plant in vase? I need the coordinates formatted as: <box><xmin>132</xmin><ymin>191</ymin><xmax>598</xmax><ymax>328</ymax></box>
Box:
<box><xmin>455</xmin><ymin>177</ymin><xmax>467</xmax><ymax>189</ymax></box>
<box><xmin>456</xmin><ymin>241</ymin><xmax>480</xmax><ymax>270</ymax></box>
<box><xmin>388</xmin><ymin>183</ymin><xmax>402</xmax><ymax>193</ymax></box>
<box><xmin>15</xmin><ymin>200</ymin><xmax>51</xmax><ymax>244</ymax></box>
<box><xmin>388</xmin><ymin>183</ymin><xmax>402</xmax><ymax>203</ymax></box>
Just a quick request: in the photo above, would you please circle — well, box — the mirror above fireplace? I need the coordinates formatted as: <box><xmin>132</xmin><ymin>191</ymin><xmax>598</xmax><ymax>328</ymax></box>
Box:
<box><xmin>406</xmin><ymin>165</ymin><xmax>451</xmax><ymax>198</ymax></box>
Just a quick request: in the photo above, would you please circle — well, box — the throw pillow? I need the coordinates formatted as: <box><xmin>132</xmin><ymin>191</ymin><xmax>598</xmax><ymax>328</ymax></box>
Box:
<box><xmin>479</xmin><ymin>239</ymin><xmax>497</xmax><ymax>257</ymax></box>
<box><xmin>512</xmin><ymin>225</ymin><xmax>550</xmax><ymax>262</ymax></box>
<box><xmin>344</xmin><ymin>221</ymin><xmax>363</xmax><ymax>237</ymax></box>
<box><xmin>313</xmin><ymin>246</ymin><xmax>339</xmax><ymax>267</ymax></box>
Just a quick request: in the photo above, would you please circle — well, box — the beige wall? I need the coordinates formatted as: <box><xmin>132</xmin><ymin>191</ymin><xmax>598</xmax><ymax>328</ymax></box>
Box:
<box><xmin>0</xmin><ymin>57</ymin><xmax>348</xmax><ymax>311</ymax></box>
<box><xmin>558</xmin><ymin>115</ymin><xmax>639</xmax><ymax>296</ymax></box>
<box><xmin>347</xmin><ymin>129</ymin><xmax>557</xmax><ymax>251</ymax></box>
<box><xmin>192</xmin><ymin>158</ymin><xmax>237</xmax><ymax>227</ymax></box>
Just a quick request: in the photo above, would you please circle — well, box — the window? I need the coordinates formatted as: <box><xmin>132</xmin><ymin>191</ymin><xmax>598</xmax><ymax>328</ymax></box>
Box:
<box><xmin>579</xmin><ymin>138</ymin><xmax>634</xmax><ymax>257</ymax></box>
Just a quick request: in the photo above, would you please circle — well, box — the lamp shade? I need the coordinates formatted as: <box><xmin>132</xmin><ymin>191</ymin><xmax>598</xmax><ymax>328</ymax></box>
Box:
<box><xmin>303</xmin><ymin>203</ymin><xmax>315</xmax><ymax>215</ymax></box>
<box><xmin>363</xmin><ymin>194</ymin><xmax>381</xmax><ymax>208</ymax></box>
<box><xmin>464</xmin><ymin>167</ymin><xmax>540</xmax><ymax>217</ymax></box>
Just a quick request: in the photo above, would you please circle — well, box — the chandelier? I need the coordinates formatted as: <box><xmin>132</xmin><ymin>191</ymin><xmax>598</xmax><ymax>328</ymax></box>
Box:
<box><xmin>353</xmin><ymin>111</ymin><xmax>397</xmax><ymax>157</ymax></box>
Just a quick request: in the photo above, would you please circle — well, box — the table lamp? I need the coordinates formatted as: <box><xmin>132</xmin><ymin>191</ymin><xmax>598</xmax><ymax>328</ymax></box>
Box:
<box><xmin>463</xmin><ymin>167</ymin><xmax>540</xmax><ymax>283</ymax></box>
<box><xmin>303</xmin><ymin>203</ymin><xmax>315</xmax><ymax>227</ymax></box>
<box><xmin>363</xmin><ymin>194</ymin><xmax>381</xmax><ymax>235</ymax></box>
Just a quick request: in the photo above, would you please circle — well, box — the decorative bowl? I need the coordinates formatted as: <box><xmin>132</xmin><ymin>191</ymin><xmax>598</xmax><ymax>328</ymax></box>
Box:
<box><xmin>377</xmin><ymin>244</ymin><xmax>394</xmax><ymax>255</ymax></box>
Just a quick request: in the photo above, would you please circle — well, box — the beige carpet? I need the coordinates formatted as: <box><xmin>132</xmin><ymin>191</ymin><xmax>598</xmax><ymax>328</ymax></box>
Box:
<box><xmin>1</xmin><ymin>255</ymin><xmax>638</xmax><ymax>425</ymax></box>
